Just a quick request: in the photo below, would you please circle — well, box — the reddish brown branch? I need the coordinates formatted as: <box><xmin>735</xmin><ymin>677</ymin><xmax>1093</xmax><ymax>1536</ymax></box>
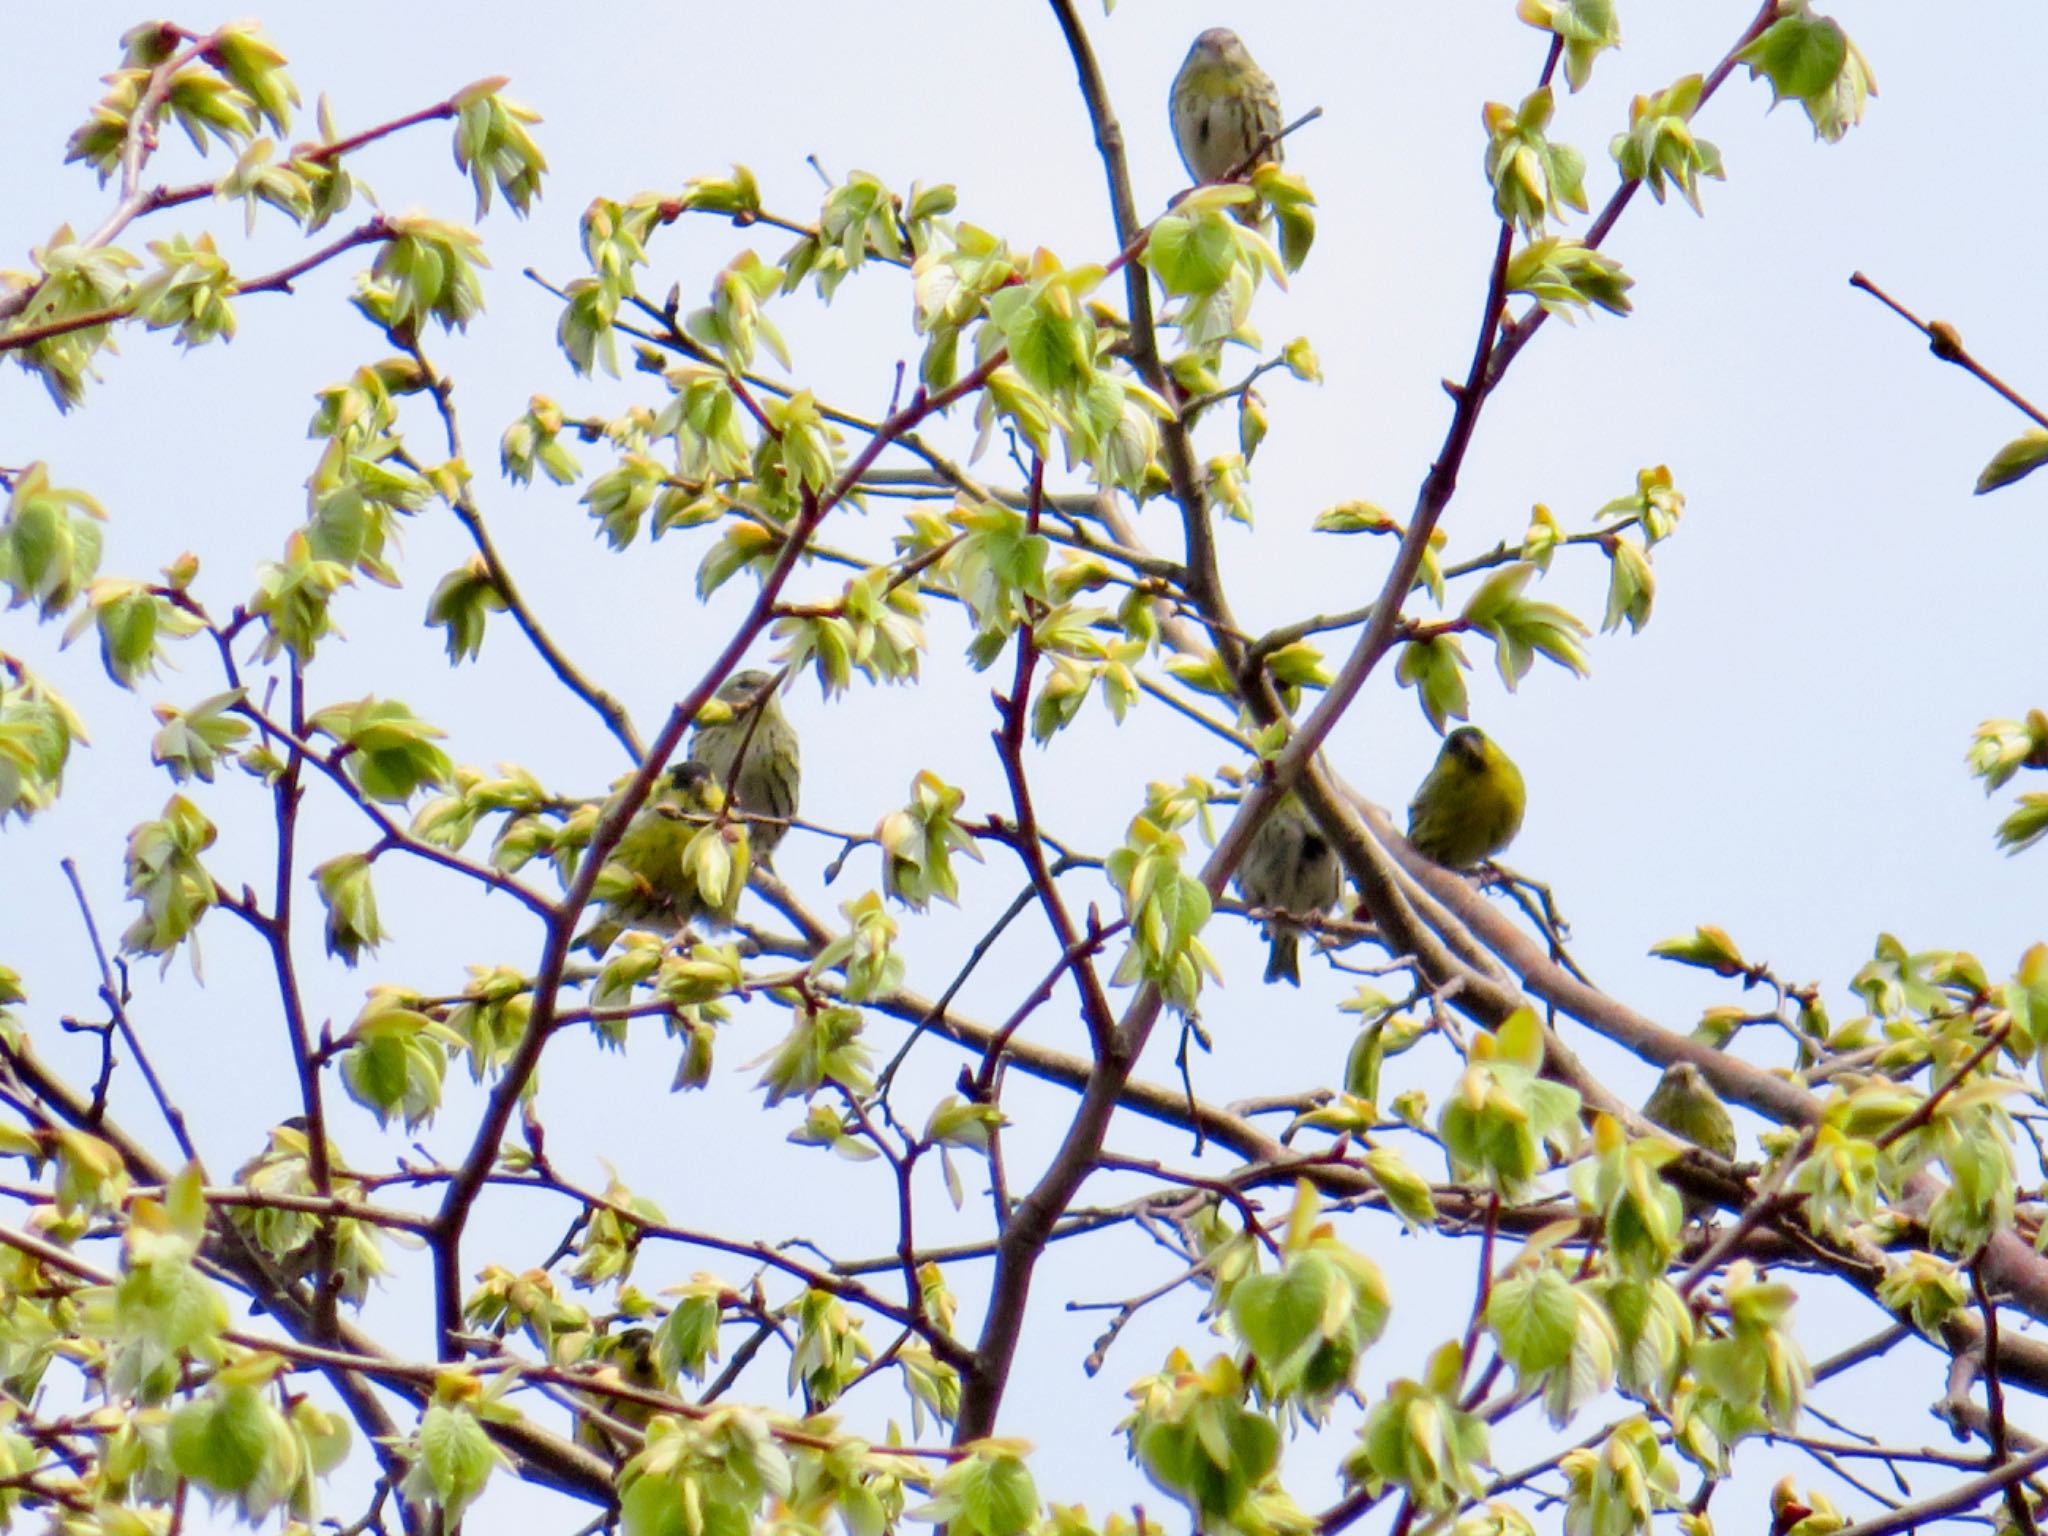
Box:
<box><xmin>398</xmin><ymin>340</ymin><xmax>643</xmax><ymax>758</ymax></box>
<box><xmin>990</xmin><ymin>456</ymin><xmax>1119</xmax><ymax>1056</ymax></box>
<box><xmin>264</xmin><ymin>662</ymin><xmax>342</xmax><ymax>1339</ymax></box>
<box><xmin>426</xmin><ymin>351</ymin><xmax>1005</xmax><ymax>1358</ymax></box>
<box><xmin>1481</xmin><ymin>1</ymin><xmax>1780</xmax><ymax>392</ymax></box>
<box><xmin>1974</xmin><ymin>1260</ymin><xmax>2040</xmax><ymax>1536</ymax></box>
<box><xmin>57</xmin><ymin>858</ymin><xmax>199</xmax><ymax>1166</ymax></box>
<box><xmin>0</xmin><ymin>216</ymin><xmax>392</xmax><ymax>356</ymax></box>
<box><xmin>1851</xmin><ymin>271</ymin><xmax>2048</xmax><ymax>432</ymax></box>
<box><xmin>1044</xmin><ymin>0</ymin><xmax>1239</xmax><ymax>667</ymax></box>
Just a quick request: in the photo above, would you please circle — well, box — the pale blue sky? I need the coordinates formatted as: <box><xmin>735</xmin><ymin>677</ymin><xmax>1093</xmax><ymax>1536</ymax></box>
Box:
<box><xmin>5</xmin><ymin>2</ymin><xmax>2046</xmax><ymax>1529</ymax></box>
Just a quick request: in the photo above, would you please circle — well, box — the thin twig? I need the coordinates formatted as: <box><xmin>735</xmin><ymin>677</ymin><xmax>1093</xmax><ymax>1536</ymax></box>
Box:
<box><xmin>1850</xmin><ymin>273</ymin><xmax>2048</xmax><ymax>432</ymax></box>
<box><xmin>58</xmin><ymin>859</ymin><xmax>200</xmax><ymax>1166</ymax></box>
<box><xmin>1827</xmin><ymin>1443</ymin><xmax>2048</xmax><ymax>1536</ymax></box>
<box><xmin>1974</xmin><ymin>1259</ymin><xmax>2040</xmax><ymax>1536</ymax></box>
<box><xmin>400</xmin><ymin>338</ymin><xmax>644</xmax><ymax>758</ymax></box>
<box><xmin>1</xmin><ymin>218</ymin><xmax>394</xmax><ymax>356</ymax></box>
<box><xmin>427</xmin><ymin>350</ymin><xmax>1006</xmax><ymax>1358</ymax></box>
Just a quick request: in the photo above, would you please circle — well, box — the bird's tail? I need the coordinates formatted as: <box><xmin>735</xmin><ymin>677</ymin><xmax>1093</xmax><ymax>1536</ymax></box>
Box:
<box><xmin>1264</xmin><ymin>929</ymin><xmax>1301</xmax><ymax>986</ymax></box>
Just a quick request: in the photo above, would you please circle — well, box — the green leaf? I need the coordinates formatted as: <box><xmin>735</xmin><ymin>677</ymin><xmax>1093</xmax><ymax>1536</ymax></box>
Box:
<box><xmin>312</xmin><ymin>852</ymin><xmax>384</xmax><ymax>966</ymax></box>
<box><xmin>1252</xmin><ymin>165</ymin><xmax>1317</xmax><ymax>272</ymax></box>
<box><xmin>119</xmin><ymin>795</ymin><xmax>219</xmax><ymax>958</ymax></box>
<box><xmin>249</xmin><ymin>531</ymin><xmax>352</xmax><ymax>662</ymax></box>
<box><xmin>0</xmin><ymin>462</ymin><xmax>106</xmax><ymax>618</ymax></box>
<box><xmin>1487</xmin><ymin>1268</ymin><xmax>1578</xmax><ymax>1375</ymax></box>
<box><xmin>1516</xmin><ymin>0</ymin><xmax>1622</xmax><ymax>91</ymax></box>
<box><xmin>1361</xmin><ymin>1146</ymin><xmax>1438</xmax><ymax>1232</ymax></box>
<box><xmin>987</xmin><ymin>267</ymin><xmax>1099</xmax><ymax>406</ymax></box>
<box><xmin>908</xmin><ymin>1445</ymin><xmax>1039</xmax><ymax>1536</ymax></box>
<box><xmin>165</xmin><ymin>69</ymin><xmax>257</xmax><ymax>153</ymax></box>
<box><xmin>1438</xmin><ymin>1014</ymin><xmax>1582</xmax><ymax>1201</ymax></box>
<box><xmin>169</xmin><ymin>1381</ymin><xmax>292</xmax><ymax>1516</ymax></box>
<box><xmin>755</xmin><ymin>1001</ymin><xmax>874</xmax><ymax>1107</ymax></box>
<box><xmin>1350</xmin><ymin>1374</ymin><xmax>1490</xmax><ymax>1513</ymax></box>
<box><xmin>451</xmin><ymin>86</ymin><xmax>546</xmax><ymax>219</ymax></box>
<box><xmin>1649</xmin><ymin>925</ymin><xmax>1748</xmax><ymax>977</ymax></box>
<box><xmin>1598</xmin><ymin>464</ymin><xmax>1685</xmax><ymax>544</ymax></box>
<box><xmin>1610</xmin><ymin>75</ymin><xmax>1724</xmax><ymax>213</ymax></box>
<box><xmin>424</xmin><ymin>557</ymin><xmax>507</xmax><ymax>662</ymax></box>
<box><xmin>1481</xmin><ymin>87</ymin><xmax>1588</xmax><ymax>235</ymax></box>
<box><xmin>1602</xmin><ymin>537</ymin><xmax>1654</xmax><ymax>633</ymax></box>
<box><xmin>1141</xmin><ymin>206</ymin><xmax>1276</xmax><ymax>349</ymax></box>
<box><xmin>1145</xmin><ymin>210</ymin><xmax>1241</xmax><ymax>297</ymax></box>
<box><xmin>1975</xmin><ymin>429</ymin><xmax>2048</xmax><ymax>495</ymax></box>
<box><xmin>1559</xmin><ymin>1418</ymin><xmax>1679</xmax><ymax>1536</ymax></box>
<box><xmin>1264</xmin><ymin>640</ymin><xmax>1330</xmax><ymax>692</ymax></box>
<box><xmin>369</xmin><ymin>216</ymin><xmax>489</xmax><ymax>333</ymax></box>
<box><xmin>877</xmin><ymin>772</ymin><xmax>984</xmax><ymax>911</ymax></box>
<box><xmin>1506</xmin><ymin>237</ymin><xmax>1634</xmax><ymax>320</ymax></box>
<box><xmin>1967</xmin><ymin>710</ymin><xmax>2048</xmax><ymax>792</ymax></box>
<box><xmin>308</xmin><ymin>696</ymin><xmax>453</xmax><ymax>802</ymax></box>
<box><xmin>817</xmin><ymin>892</ymin><xmax>910</xmax><ymax>1001</ymax></box>
<box><xmin>1997</xmin><ymin>794</ymin><xmax>2048</xmax><ymax>855</ymax></box>
<box><xmin>75</xmin><ymin>581</ymin><xmax>185</xmax><ymax>686</ymax></box>
<box><xmin>1312</xmin><ymin>500</ymin><xmax>1397</xmax><ymax>535</ymax></box>
<box><xmin>1230</xmin><ymin>1260</ymin><xmax>1332</xmax><ymax>1375</ymax></box>
<box><xmin>1394</xmin><ymin>635</ymin><xmax>1471</xmax><ymax>734</ymax></box>
<box><xmin>135</xmin><ymin>232</ymin><xmax>239</xmax><ymax>344</ymax></box>
<box><xmin>1459</xmin><ymin>564</ymin><xmax>1591</xmax><ymax>689</ymax></box>
<box><xmin>1876</xmin><ymin>1252</ymin><xmax>1969</xmax><ymax>1340</ymax></box>
<box><xmin>202</xmin><ymin>24</ymin><xmax>297</xmax><ymax>135</ymax></box>
<box><xmin>1740</xmin><ymin>9</ymin><xmax>1847</xmax><ymax>102</ymax></box>
<box><xmin>1737</xmin><ymin>5</ymin><xmax>1875</xmax><ymax>143</ymax></box>
<box><xmin>1124</xmin><ymin>1358</ymin><xmax>1280</xmax><ymax>1527</ymax></box>
<box><xmin>1103</xmin><ymin>797</ymin><xmax>1220</xmax><ymax>1017</ymax></box>
<box><xmin>404</xmin><ymin>1401</ymin><xmax>503</xmax><ymax>1525</ymax></box>
<box><xmin>0</xmin><ymin>665</ymin><xmax>84</xmax><ymax>821</ymax></box>
<box><xmin>339</xmin><ymin>1000</ymin><xmax>449</xmax><ymax>1130</ymax></box>
<box><xmin>678</xmin><ymin>163</ymin><xmax>762</xmax><ymax>221</ymax></box>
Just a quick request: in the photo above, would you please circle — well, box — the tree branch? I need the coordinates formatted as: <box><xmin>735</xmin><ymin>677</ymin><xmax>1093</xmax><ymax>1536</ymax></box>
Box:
<box><xmin>0</xmin><ymin>217</ymin><xmax>394</xmax><ymax>355</ymax></box>
<box><xmin>399</xmin><ymin>339</ymin><xmax>644</xmax><ymax>759</ymax></box>
<box><xmin>427</xmin><ymin>352</ymin><xmax>1005</xmax><ymax>1358</ymax></box>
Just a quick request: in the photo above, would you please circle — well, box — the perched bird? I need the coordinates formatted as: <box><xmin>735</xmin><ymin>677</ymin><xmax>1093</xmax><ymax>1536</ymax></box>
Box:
<box><xmin>687</xmin><ymin>669</ymin><xmax>800</xmax><ymax>863</ymax></box>
<box><xmin>576</xmin><ymin>761</ymin><xmax>739</xmax><ymax>954</ymax></box>
<box><xmin>573</xmin><ymin>1327</ymin><xmax>664</xmax><ymax>1461</ymax></box>
<box><xmin>1233</xmin><ymin>792</ymin><xmax>1342</xmax><ymax>985</ymax></box>
<box><xmin>1169</xmin><ymin>28</ymin><xmax>1285</xmax><ymax>188</ymax></box>
<box><xmin>1405</xmin><ymin>727</ymin><xmax>1527</xmax><ymax>869</ymax></box>
<box><xmin>1641</xmin><ymin>1062</ymin><xmax>1737</xmax><ymax>1162</ymax></box>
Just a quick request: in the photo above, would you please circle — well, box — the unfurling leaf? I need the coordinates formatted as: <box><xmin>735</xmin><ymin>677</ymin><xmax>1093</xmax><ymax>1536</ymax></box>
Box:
<box><xmin>1974</xmin><ymin>429</ymin><xmax>2048</xmax><ymax>495</ymax></box>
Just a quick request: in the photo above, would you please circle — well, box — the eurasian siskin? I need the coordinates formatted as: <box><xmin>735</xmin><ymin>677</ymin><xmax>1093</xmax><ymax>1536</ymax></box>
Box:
<box><xmin>1405</xmin><ymin>726</ymin><xmax>1526</xmax><ymax>869</ymax></box>
<box><xmin>573</xmin><ymin>1327</ymin><xmax>664</xmax><ymax>1461</ymax></box>
<box><xmin>1641</xmin><ymin>1061</ymin><xmax>1737</xmax><ymax>1162</ymax></box>
<box><xmin>687</xmin><ymin>668</ymin><xmax>800</xmax><ymax>862</ymax></box>
<box><xmin>577</xmin><ymin>761</ymin><xmax>741</xmax><ymax>953</ymax></box>
<box><xmin>1233</xmin><ymin>791</ymin><xmax>1343</xmax><ymax>985</ymax></box>
<box><xmin>1170</xmin><ymin>28</ymin><xmax>1284</xmax><ymax>187</ymax></box>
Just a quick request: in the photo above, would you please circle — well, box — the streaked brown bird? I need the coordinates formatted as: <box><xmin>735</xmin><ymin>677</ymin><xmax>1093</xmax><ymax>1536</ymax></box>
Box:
<box><xmin>1233</xmin><ymin>792</ymin><xmax>1342</xmax><ymax>985</ymax></box>
<box><xmin>573</xmin><ymin>1327</ymin><xmax>664</xmax><ymax>1461</ymax></box>
<box><xmin>1641</xmin><ymin>1062</ymin><xmax>1737</xmax><ymax>1162</ymax></box>
<box><xmin>1643</xmin><ymin>1060</ymin><xmax>1738</xmax><ymax>1223</ymax></box>
<box><xmin>575</xmin><ymin>760</ymin><xmax>738</xmax><ymax>955</ymax></box>
<box><xmin>687</xmin><ymin>668</ymin><xmax>800</xmax><ymax>862</ymax></box>
<box><xmin>1170</xmin><ymin>28</ymin><xmax>1285</xmax><ymax>187</ymax></box>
